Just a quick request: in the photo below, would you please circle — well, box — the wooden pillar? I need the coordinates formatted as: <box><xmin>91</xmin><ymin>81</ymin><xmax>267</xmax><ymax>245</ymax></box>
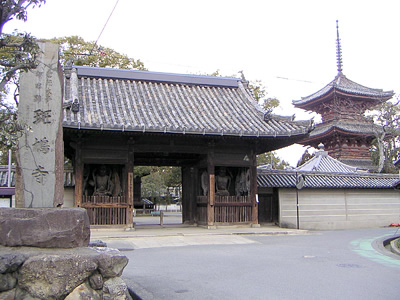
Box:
<box><xmin>181</xmin><ymin>166</ymin><xmax>190</xmax><ymax>223</ymax></box>
<box><xmin>207</xmin><ymin>148</ymin><xmax>215</xmax><ymax>227</ymax></box>
<box><xmin>191</xmin><ymin>166</ymin><xmax>198</xmax><ymax>224</ymax></box>
<box><xmin>250</xmin><ymin>150</ymin><xmax>258</xmax><ymax>225</ymax></box>
<box><xmin>74</xmin><ymin>139</ymin><xmax>83</xmax><ymax>208</ymax></box>
<box><xmin>126</xmin><ymin>139</ymin><xmax>134</xmax><ymax>227</ymax></box>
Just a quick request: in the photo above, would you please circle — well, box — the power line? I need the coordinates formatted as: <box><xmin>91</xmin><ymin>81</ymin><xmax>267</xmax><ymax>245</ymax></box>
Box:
<box><xmin>276</xmin><ymin>76</ymin><xmax>313</xmax><ymax>83</ymax></box>
<box><xmin>89</xmin><ymin>0</ymin><xmax>120</xmax><ymax>55</ymax></box>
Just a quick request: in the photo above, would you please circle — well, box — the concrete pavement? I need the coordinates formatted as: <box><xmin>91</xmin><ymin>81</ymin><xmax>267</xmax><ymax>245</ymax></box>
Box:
<box><xmin>89</xmin><ymin>219</ymin><xmax>399</xmax><ymax>299</ymax></box>
<box><xmin>119</xmin><ymin>228</ymin><xmax>400</xmax><ymax>300</ymax></box>
<box><xmin>90</xmin><ymin>220</ymin><xmax>309</xmax><ymax>250</ymax></box>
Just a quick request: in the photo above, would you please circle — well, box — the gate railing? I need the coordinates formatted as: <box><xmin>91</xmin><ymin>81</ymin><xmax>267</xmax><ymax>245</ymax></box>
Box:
<box><xmin>196</xmin><ymin>195</ymin><xmax>252</xmax><ymax>224</ymax></box>
<box><xmin>81</xmin><ymin>196</ymin><xmax>128</xmax><ymax>225</ymax></box>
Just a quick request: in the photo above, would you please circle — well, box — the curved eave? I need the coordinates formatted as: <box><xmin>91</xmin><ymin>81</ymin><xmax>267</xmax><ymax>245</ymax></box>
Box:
<box><xmin>294</xmin><ymin>88</ymin><xmax>393</xmax><ymax>111</ymax></box>
<box><xmin>293</xmin><ymin>73</ymin><xmax>394</xmax><ymax>110</ymax></box>
<box><xmin>298</xmin><ymin>124</ymin><xmax>374</xmax><ymax>145</ymax></box>
<box><xmin>62</xmin><ymin>122</ymin><xmax>312</xmax><ymax>139</ymax></box>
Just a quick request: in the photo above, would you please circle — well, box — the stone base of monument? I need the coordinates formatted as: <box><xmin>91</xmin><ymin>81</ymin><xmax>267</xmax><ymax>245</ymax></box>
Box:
<box><xmin>0</xmin><ymin>208</ymin><xmax>132</xmax><ymax>300</ymax></box>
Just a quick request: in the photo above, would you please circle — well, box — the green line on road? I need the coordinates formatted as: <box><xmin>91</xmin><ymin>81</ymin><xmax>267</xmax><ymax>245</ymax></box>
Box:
<box><xmin>350</xmin><ymin>234</ymin><xmax>400</xmax><ymax>269</ymax></box>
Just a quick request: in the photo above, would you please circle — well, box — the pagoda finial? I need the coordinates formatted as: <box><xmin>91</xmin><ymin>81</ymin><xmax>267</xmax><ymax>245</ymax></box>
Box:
<box><xmin>336</xmin><ymin>20</ymin><xmax>343</xmax><ymax>73</ymax></box>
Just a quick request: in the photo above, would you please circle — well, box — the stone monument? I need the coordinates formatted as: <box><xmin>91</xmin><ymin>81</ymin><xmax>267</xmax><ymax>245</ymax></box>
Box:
<box><xmin>16</xmin><ymin>42</ymin><xmax>64</xmax><ymax>208</ymax></box>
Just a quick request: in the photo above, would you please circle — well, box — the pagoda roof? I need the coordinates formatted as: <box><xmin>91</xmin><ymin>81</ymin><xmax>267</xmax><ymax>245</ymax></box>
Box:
<box><xmin>63</xmin><ymin>66</ymin><xmax>313</xmax><ymax>139</ymax></box>
<box><xmin>303</xmin><ymin>121</ymin><xmax>381</xmax><ymax>141</ymax></box>
<box><xmin>293</xmin><ymin>72</ymin><xmax>394</xmax><ymax>109</ymax></box>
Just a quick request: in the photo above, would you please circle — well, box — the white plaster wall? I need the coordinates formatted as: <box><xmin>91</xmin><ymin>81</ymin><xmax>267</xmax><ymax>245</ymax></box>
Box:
<box><xmin>279</xmin><ymin>188</ymin><xmax>400</xmax><ymax>230</ymax></box>
<box><xmin>63</xmin><ymin>188</ymin><xmax>75</xmax><ymax>207</ymax></box>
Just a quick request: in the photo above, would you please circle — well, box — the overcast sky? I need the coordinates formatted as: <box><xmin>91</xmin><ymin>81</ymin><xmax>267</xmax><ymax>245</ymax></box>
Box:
<box><xmin>5</xmin><ymin>0</ymin><xmax>400</xmax><ymax>165</ymax></box>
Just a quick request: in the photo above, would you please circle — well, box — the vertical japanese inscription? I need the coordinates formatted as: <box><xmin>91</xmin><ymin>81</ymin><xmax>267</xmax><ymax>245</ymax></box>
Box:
<box><xmin>32</xmin><ymin>137</ymin><xmax>50</xmax><ymax>154</ymax></box>
<box><xmin>32</xmin><ymin>165</ymin><xmax>49</xmax><ymax>184</ymax></box>
<box><xmin>18</xmin><ymin>42</ymin><xmax>63</xmax><ymax>207</ymax></box>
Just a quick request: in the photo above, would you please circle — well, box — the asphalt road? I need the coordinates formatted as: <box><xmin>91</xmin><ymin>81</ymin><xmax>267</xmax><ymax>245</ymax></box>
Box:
<box><xmin>120</xmin><ymin>228</ymin><xmax>400</xmax><ymax>300</ymax></box>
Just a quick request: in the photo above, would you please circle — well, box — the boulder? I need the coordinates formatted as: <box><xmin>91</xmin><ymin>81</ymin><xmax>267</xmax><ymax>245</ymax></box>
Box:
<box><xmin>18</xmin><ymin>254</ymin><xmax>97</xmax><ymax>299</ymax></box>
<box><xmin>65</xmin><ymin>281</ymin><xmax>102</xmax><ymax>300</ymax></box>
<box><xmin>96</xmin><ymin>249</ymin><xmax>129</xmax><ymax>278</ymax></box>
<box><xmin>89</xmin><ymin>271</ymin><xmax>104</xmax><ymax>290</ymax></box>
<box><xmin>0</xmin><ymin>208</ymin><xmax>90</xmax><ymax>248</ymax></box>
<box><xmin>103</xmin><ymin>277</ymin><xmax>132</xmax><ymax>300</ymax></box>
<box><xmin>0</xmin><ymin>289</ymin><xmax>17</xmax><ymax>300</ymax></box>
<box><xmin>0</xmin><ymin>272</ymin><xmax>17</xmax><ymax>292</ymax></box>
<box><xmin>15</xmin><ymin>288</ymin><xmax>41</xmax><ymax>300</ymax></box>
<box><xmin>0</xmin><ymin>245</ymin><xmax>131</xmax><ymax>299</ymax></box>
<box><xmin>0</xmin><ymin>253</ymin><xmax>26</xmax><ymax>273</ymax></box>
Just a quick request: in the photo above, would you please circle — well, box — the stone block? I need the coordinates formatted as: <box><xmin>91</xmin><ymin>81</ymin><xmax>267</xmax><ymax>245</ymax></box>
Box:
<box><xmin>65</xmin><ymin>281</ymin><xmax>102</xmax><ymax>300</ymax></box>
<box><xmin>103</xmin><ymin>277</ymin><xmax>132</xmax><ymax>300</ymax></box>
<box><xmin>18</xmin><ymin>254</ymin><xmax>98</xmax><ymax>299</ymax></box>
<box><xmin>0</xmin><ymin>253</ymin><xmax>26</xmax><ymax>273</ymax></box>
<box><xmin>0</xmin><ymin>245</ymin><xmax>131</xmax><ymax>299</ymax></box>
<box><xmin>96</xmin><ymin>249</ymin><xmax>129</xmax><ymax>278</ymax></box>
<box><xmin>0</xmin><ymin>272</ymin><xmax>17</xmax><ymax>292</ymax></box>
<box><xmin>0</xmin><ymin>208</ymin><xmax>90</xmax><ymax>248</ymax></box>
<box><xmin>89</xmin><ymin>271</ymin><xmax>104</xmax><ymax>290</ymax></box>
<box><xmin>0</xmin><ymin>289</ymin><xmax>17</xmax><ymax>300</ymax></box>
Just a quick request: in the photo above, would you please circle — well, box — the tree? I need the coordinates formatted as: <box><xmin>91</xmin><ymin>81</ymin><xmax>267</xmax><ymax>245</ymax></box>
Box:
<box><xmin>369</xmin><ymin>99</ymin><xmax>400</xmax><ymax>173</ymax></box>
<box><xmin>0</xmin><ymin>1</ymin><xmax>45</xmax><ymax>153</ymax></box>
<box><xmin>248</xmin><ymin>79</ymin><xmax>280</xmax><ymax>111</ymax></box>
<box><xmin>141</xmin><ymin>166</ymin><xmax>181</xmax><ymax>201</ymax></box>
<box><xmin>141</xmin><ymin>170</ymin><xmax>165</xmax><ymax>202</ymax></box>
<box><xmin>163</xmin><ymin>167</ymin><xmax>181</xmax><ymax>190</ymax></box>
<box><xmin>0</xmin><ymin>0</ymin><xmax>45</xmax><ymax>92</ymax></box>
<box><xmin>296</xmin><ymin>148</ymin><xmax>314</xmax><ymax>167</ymax></box>
<box><xmin>48</xmin><ymin>36</ymin><xmax>146</xmax><ymax>70</ymax></box>
<box><xmin>256</xmin><ymin>151</ymin><xmax>290</xmax><ymax>170</ymax></box>
<box><xmin>0</xmin><ymin>1</ymin><xmax>45</xmax><ymax>30</ymax></box>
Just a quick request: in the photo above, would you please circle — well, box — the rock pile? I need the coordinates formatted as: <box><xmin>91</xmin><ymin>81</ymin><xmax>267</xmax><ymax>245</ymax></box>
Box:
<box><xmin>0</xmin><ymin>208</ymin><xmax>132</xmax><ymax>299</ymax></box>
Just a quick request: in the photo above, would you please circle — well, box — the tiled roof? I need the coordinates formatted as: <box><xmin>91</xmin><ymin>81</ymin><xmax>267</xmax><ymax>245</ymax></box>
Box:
<box><xmin>339</xmin><ymin>159</ymin><xmax>377</xmax><ymax>172</ymax></box>
<box><xmin>257</xmin><ymin>170</ymin><xmax>400</xmax><ymax>189</ymax></box>
<box><xmin>0</xmin><ymin>166</ymin><xmax>74</xmax><ymax>188</ymax></box>
<box><xmin>295</xmin><ymin>149</ymin><xmax>367</xmax><ymax>173</ymax></box>
<box><xmin>293</xmin><ymin>72</ymin><xmax>394</xmax><ymax>105</ymax></box>
<box><xmin>257</xmin><ymin>148</ymin><xmax>400</xmax><ymax>189</ymax></box>
<box><xmin>63</xmin><ymin>66</ymin><xmax>313</xmax><ymax>137</ymax></box>
<box><xmin>257</xmin><ymin>170</ymin><xmax>399</xmax><ymax>189</ymax></box>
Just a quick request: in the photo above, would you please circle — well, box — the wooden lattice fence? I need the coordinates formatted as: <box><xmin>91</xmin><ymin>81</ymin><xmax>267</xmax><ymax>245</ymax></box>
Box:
<box><xmin>82</xmin><ymin>196</ymin><xmax>128</xmax><ymax>225</ymax></box>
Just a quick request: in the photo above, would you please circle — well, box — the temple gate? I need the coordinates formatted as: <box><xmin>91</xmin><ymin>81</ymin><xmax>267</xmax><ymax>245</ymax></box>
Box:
<box><xmin>62</xmin><ymin>65</ymin><xmax>313</xmax><ymax>227</ymax></box>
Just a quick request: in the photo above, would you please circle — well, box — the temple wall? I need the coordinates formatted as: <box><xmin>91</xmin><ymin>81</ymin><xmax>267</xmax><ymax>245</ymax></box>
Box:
<box><xmin>279</xmin><ymin>188</ymin><xmax>400</xmax><ymax>230</ymax></box>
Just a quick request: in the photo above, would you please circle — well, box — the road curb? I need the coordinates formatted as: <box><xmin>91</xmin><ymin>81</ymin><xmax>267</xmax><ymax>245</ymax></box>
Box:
<box><xmin>123</xmin><ymin>277</ymin><xmax>157</xmax><ymax>300</ymax></box>
<box><xmin>91</xmin><ymin>229</ymin><xmax>310</xmax><ymax>240</ymax></box>
<box><xmin>389</xmin><ymin>238</ymin><xmax>400</xmax><ymax>256</ymax></box>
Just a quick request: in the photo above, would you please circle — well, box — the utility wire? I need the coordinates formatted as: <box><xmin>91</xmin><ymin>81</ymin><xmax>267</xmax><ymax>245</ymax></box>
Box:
<box><xmin>89</xmin><ymin>0</ymin><xmax>120</xmax><ymax>55</ymax></box>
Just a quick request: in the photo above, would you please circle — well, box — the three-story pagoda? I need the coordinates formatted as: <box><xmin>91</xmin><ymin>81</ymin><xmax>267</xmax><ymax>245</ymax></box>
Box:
<box><xmin>293</xmin><ymin>21</ymin><xmax>394</xmax><ymax>170</ymax></box>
